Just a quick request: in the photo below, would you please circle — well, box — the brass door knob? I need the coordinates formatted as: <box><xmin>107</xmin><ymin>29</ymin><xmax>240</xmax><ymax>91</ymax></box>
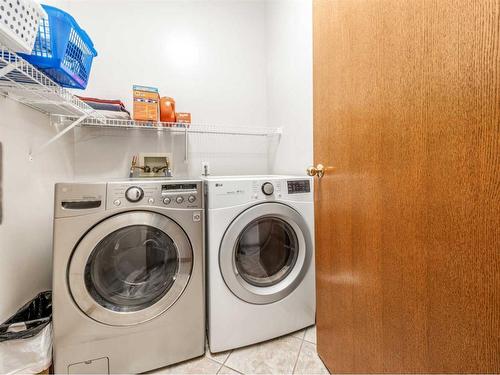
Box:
<box><xmin>307</xmin><ymin>164</ymin><xmax>325</xmax><ymax>178</ymax></box>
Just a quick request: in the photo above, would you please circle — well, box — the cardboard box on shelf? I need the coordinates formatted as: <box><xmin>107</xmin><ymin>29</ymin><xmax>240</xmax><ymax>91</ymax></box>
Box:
<box><xmin>175</xmin><ymin>112</ymin><xmax>191</xmax><ymax>124</ymax></box>
<box><xmin>133</xmin><ymin>85</ymin><xmax>159</xmax><ymax>122</ymax></box>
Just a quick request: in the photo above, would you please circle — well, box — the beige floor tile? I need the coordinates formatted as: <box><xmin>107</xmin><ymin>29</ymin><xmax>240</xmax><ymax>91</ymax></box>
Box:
<box><xmin>150</xmin><ymin>356</ymin><xmax>222</xmax><ymax>374</ymax></box>
<box><xmin>225</xmin><ymin>335</ymin><xmax>302</xmax><ymax>374</ymax></box>
<box><xmin>217</xmin><ymin>366</ymin><xmax>241</xmax><ymax>374</ymax></box>
<box><xmin>291</xmin><ymin>329</ymin><xmax>306</xmax><ymax>340</ymax></box>
<box><xmin>304</xmin><ymin>325</ymin><xmax>317</xmax><ymax>344</ymax></box>
<box><xmin>205</xmin><ymin>348</ymin><xmax>231</xmax><ymax>364</ymax></box>
<box><xmin>293</xmin><ymin>341</ymin><xmax>329</xmax><ymax>374</ymax></box>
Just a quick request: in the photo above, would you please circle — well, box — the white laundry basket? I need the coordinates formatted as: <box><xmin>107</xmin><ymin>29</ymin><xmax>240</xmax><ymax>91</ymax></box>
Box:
<box><xmin>0</xmin><ymin>0</ymin><xmax>46</xmax><ymax>53</ymax></box>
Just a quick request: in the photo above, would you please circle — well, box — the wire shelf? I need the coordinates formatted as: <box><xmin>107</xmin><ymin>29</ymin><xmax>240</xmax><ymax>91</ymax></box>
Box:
<box><xmin>0</xmin><ymin>44</ymin><xmax>103</xmax><ymax>117</ymax></box>
<box><xmin>0</xmin><ymin>44</ymin><xmax>281</xmax><ymax>160</ymax></box>
<box><xmin>56</xmin><ymin>115</ymin><xmax>283</xmax><ymax>137</ymax></box>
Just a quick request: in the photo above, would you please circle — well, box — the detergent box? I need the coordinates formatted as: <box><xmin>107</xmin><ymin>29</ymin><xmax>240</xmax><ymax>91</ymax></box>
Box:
<box><xmin>133</xmin><ymin>85</ymin><xmax>159</xmax><ymax>122</ymax></box>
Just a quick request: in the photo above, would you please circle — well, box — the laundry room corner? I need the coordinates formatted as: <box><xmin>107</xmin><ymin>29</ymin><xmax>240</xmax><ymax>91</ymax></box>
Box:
<box><xmin>0</xmin><ymin>1</ymin><xmax>316</xmax><ymax>370</ymax></box>
<box><xmin>0</xmin><ymin>0</ymin><xmax>314</xmax><ymax>330</ymax></box>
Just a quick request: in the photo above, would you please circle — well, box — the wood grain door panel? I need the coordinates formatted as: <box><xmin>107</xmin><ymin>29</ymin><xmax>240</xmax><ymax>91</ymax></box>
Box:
<box><xmin>313</xmin><ymin>0</ymin><xmax>500</xmax><ymax>373</ymax></box>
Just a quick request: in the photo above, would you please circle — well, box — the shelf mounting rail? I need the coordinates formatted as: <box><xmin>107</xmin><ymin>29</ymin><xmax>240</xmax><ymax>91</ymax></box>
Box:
<box><xmin>0</xmin><ymin>44</ymin><xmax>106</xmax><ymax>159</ymax></box>
<box><xmin>54</xmin><ymin>115</ymin><xmax>283</xmax><ymax>162</ymax></box>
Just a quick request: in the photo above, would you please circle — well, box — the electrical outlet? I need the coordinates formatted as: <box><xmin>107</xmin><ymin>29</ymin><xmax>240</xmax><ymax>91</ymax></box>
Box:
<box><xmin>201</xmin><ymin>161</ymin><xmax>210</xmax><ymax>176</ymax></box>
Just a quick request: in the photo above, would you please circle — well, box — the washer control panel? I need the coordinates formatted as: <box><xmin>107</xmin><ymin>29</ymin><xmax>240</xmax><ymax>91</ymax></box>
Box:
<box><xmin>107</xmin><ymin>180</ymin><xmax>203</xmax><ymax>209</ymax></box>
<box><xmin>125</xmin><ymin>186</ymin><xmax>144</xmax><ymax>202</ymax></box>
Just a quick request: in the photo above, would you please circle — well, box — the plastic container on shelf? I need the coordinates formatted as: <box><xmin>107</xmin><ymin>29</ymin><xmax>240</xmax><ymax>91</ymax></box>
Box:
<box><xmin>19</xmin><ymin>4</ymin><xmax>97</xmax><ymax>89</ymax></box>
<box><xmin>0</xmin><ymin>0</ymin><xmax>46</xmax><ymax>53</ymax></box>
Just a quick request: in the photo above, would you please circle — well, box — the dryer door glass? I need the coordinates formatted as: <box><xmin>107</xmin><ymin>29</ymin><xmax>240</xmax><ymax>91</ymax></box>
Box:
<box><xmin>219</xmin><ymin>202</ymin><xmax>312</xmax><ymax>304</ymax></box>
<box><xmin>84</xmin><ymin>225</ymin><xmax>179</xmax><ymax>312</ymax></box>
<box><xmin>235</xmin><ymin>217</ymin><xmax>299</xmax><ymax>287</ymax></box>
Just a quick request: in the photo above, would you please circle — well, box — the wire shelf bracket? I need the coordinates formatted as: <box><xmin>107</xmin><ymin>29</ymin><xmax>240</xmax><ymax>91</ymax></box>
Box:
<box><xmin>0</xmin><ymin>44</ymin><xmax>106</xmax><ymax>159</ymax></box>
<box><xmin>0</xmin><ymin>61</ymin><xmax>20</xmax><ymax>78</ymax></box>
<box><xmin>28</xmin><ymin>114</ymin><xmax>92</xmax><ymax>160</ymax></box>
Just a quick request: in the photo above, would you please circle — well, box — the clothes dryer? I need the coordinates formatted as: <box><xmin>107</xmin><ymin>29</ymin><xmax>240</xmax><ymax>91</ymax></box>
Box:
<box><xmin>204</xmin><ymin>176</ymin><xmax>315</xmax><ymax>352</ymax></box>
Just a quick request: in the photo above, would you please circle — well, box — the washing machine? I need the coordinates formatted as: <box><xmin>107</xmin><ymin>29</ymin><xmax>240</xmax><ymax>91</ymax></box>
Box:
<box><xmin>204</xmin><ymin>175</ymin><xmax>315</xmax><ymax>352</ymax></box>
<box><xmin>52</xmin><ymin>179</ymin><xmax>205</xmax><ymax>374</ymax></box>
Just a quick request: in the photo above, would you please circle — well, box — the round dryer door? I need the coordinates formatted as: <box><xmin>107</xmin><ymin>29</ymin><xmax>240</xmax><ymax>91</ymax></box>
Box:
<box><xmin>68</xmin><ymin>211</ymin><xmax>193</xmax><ymax>326</ymax></box>
<box><xmin>219</xmin><ymin>202</ymin><xmax>312</xmax><ymax>304</ymax></box>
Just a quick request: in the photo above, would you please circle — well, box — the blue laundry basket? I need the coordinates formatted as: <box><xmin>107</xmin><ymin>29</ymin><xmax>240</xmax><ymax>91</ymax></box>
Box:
<box><xmin>19</xmin><ymin>5</ymin><xmax>97</xmax><ymax>89</ymax></box>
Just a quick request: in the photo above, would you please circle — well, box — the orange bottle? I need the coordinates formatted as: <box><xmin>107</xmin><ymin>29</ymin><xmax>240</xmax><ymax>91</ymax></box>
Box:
<box><xmin>160</xmin><ymin>97</ymin><xmax>176</xmax><ymax>123</ymax></box>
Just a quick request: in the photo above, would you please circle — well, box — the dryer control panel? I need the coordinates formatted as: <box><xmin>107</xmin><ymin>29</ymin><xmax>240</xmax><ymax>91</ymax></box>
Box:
<box><xmin>204</xmin><ymin>176</ymin><xmax>313</xmax><ymax>209</ymax></box>
<box><xmin>107</xmin><ymin>180</ymin><xmax>203</xmax><ymax>210</ymax></box>
<box><xmin>287</xmin><ymin>180</ymin><xmax>311</xmax><ymax>194</ymax></box>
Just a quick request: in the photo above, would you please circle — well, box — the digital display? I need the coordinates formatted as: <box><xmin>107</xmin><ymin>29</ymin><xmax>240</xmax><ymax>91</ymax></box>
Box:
<box><xmin>287</xmin><ymin>180</ymin><xmax>310</xmax><ymax>194</ymax></box>
<box><xmin>162</xmin><ymin>183</ymin><xmax>197</xmax><ymax>191</ymax></box>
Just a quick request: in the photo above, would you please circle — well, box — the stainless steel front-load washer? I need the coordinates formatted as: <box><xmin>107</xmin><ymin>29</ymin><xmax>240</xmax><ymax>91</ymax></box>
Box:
<box><xmin>52</xmin><ymin>179</ymin><xmax>204</xmax><ymax>374</ymax></box>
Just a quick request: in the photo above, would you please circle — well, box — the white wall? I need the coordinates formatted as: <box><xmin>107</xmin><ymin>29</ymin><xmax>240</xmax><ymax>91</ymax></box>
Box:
<box><xmin>267</xmin><ymin>0</ymin><xmax>313</xmax><ymax>175</ymax></box>
<box><xmin>55</xmin><ymin>0</ymin><xmax>269</xmax><ymax>126</ymax></box>
<box><xmin>71</xmin><ymin>127</ymin><xmax>271</xmax><ymax>178</ymax></box>
<box><xmin>0</xmin><ymin>98</ymin><xmax>74</xmax><ymax>320</ymax></box>
<box><xmin>45</xmin><ymin>0</ymin><xmax>273</xmax><ymax>178</ymax></box>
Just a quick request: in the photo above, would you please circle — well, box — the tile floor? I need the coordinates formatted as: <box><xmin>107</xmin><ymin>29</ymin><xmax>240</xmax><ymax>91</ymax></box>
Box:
<box><xmin>150</xmin><ymin>326</ymin><xmax>329</xmax><ymax>374</ymax></box>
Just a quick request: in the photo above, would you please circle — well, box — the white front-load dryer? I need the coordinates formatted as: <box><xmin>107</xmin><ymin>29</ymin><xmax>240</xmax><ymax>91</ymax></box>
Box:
<box><xmin>52</xmin><ymin>180</ymin><xmax>205</xmax><ymax>374</ymax></box>
<box><xmin>204</xmin><ymin>176</ymin><xmax>315</xmax><ymax>352</ymax></box>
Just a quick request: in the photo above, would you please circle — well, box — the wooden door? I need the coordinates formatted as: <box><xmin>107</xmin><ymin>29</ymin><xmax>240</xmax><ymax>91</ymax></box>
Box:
<box><xmin>313</xmin><ymin>0</ymin><xmax>500</xmax><ymax>373</ymax></box>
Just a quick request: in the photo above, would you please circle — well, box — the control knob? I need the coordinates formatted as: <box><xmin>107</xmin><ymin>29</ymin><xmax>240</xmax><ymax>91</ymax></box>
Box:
<box><xmin>125</xmin><ymin>186</ymin><xmax>144</xmax><ymax>202</ymax></box>
<box><xmin>261</xmin><ymin>182</ymin><xmax>274</xmax><ymax>196</ymax></box>
<box><xmin>176</xmin><ymin>196</ymin><xmax>184</xmax><ymax>204</ymax></box>
<box><xmin>188</xmin><ymin>195</ymin><xmax>196</xmax><ymax>203</ymax></box>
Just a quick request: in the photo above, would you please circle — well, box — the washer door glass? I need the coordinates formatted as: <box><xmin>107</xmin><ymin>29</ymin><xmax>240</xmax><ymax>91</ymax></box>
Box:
<box><xmin>235</xmin><ymin>218</ymin><xmax>299</xmax><ymax>287</ymax></box>
<box><xmin>85</xmin><ymin>225</ymin><xmax>179</xmax><ymax>312</ymax></box>
<box><xmin>69</xmin><ymin>211</ymin><xmax>193</xmax><ymax>326</ymax></box>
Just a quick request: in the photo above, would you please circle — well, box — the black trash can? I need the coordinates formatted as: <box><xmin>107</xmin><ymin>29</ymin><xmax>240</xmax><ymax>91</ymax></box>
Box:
<box><xmin>0</xmin><ymin>291</ymin><xmax>52</xmax><ymax>374</ymax></box>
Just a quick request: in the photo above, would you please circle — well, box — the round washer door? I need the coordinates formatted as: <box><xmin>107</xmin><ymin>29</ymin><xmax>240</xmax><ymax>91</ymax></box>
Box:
<box><xmin>68</xmin><ymin>211</ymin><xmax>193</xmax><ymax>326</ymax></box>
<box><xmin>219</xmin><ymin>202</ymin><xmax>312</xmax><ymax>304</ymax></box>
